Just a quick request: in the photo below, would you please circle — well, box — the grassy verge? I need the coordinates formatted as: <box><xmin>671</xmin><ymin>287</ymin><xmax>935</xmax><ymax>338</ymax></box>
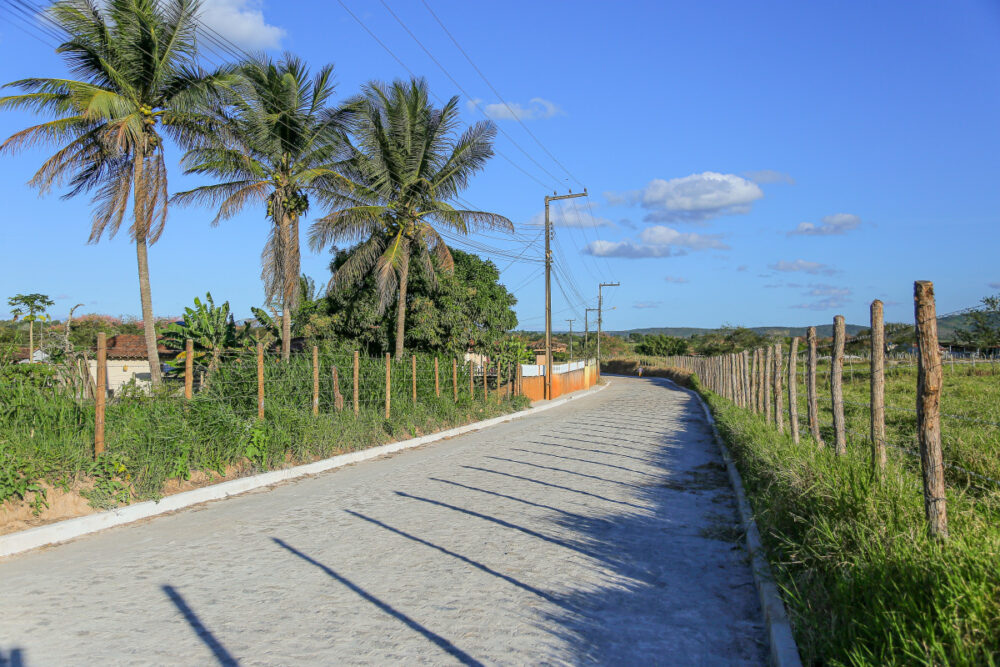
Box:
<box><xmin>1</xmin><ymin>354</ymin><xmax>528</xmax><ymax>514</ymax></box>
<box><xmin>695</xmin><ymin>379</ymin><xmax>1000</xmax><ymax>666</ymax></box>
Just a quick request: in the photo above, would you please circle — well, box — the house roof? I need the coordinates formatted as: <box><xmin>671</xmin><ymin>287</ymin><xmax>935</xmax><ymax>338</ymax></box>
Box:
<box><xmin>101</xmin><ymin>334</ymin><xmax>171</xmax><ymax>359</ymax></box>
<box><xmin>529</xmin><ymin>339</ymin><xmax>568</xmax><ymax>352</ymax></box>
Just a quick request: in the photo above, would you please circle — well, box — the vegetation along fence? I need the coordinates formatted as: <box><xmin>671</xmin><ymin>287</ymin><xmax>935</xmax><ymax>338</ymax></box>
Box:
<box><xmin>624</xmin><ymin>281</ymin><xmax>999</xmax><ymax>541</ymax></box>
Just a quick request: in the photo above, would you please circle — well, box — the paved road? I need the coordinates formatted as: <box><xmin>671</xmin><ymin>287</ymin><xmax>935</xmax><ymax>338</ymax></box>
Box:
<box><xmin>0</xmin><ymin>377</ymin><xmax>766</xmax><ymax>666</ymax></box>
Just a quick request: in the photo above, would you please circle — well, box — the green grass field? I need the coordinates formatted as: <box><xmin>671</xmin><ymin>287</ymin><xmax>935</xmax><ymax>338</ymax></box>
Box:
<box><xmin>1</xmin><ymin>353</ymin><xmax>526</xmax><ymax>511</ymax></box>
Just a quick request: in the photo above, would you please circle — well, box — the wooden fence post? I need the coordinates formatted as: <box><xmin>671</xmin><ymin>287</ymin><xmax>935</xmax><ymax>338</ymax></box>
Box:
<box><xmin>764</xmin><ymin>346</ymin><xmax>773</xmax><ymax>424</ymax></box>
<box><xmin>434</xmin><ymin>357</ymin><xmax>440</xmax><ymax>397</ymax></box>
<box><xmin>749</xmin><ymin>349</ymin><xmax>758</xmax><ymax>413</ymax></box>
<box><xmin>755</xmin><ymin>348</ymin><xmax>765</xmax><ymax>414</ymax></box>
<box><xmin>332</xmin><ymin>365</ymin><xmax>344</xmax><ymax>411</ymax></box>
<box><xmin>353</xmin><ymin>351</ymin><xmax>359</xmax><ymax>416</ymax></box>
<box><xmin>312</xmin><ymin>346</ymin><xmax>320</xmax><ymax>417</ymax></box>
<box><xmin>257</xmin><ymin>342</ymin><xmax>264</xmax><ymax>421</ymax></box>
<box><xmin>915</xmin><ymin>281</ymin><xmax>948</xmax><ymax>539</ymax></box>
<box><xmin>742</xmin><ymin>350</ymin><xmax>750</xmax><ymax>409</ymax></box>
<box><xmin>807</xmin><ymin>327</ymin><xmax>823</xmax><ymax>446</ymax></box>
<box><xmin>483</xmin><ymin>362</ymin><xmax>488</xmax><ymax>400</ymax></box>
<box><xmin>789</xmin><ymin>337</ymin><xmax>800</xmax><ymax>443</ymax></box>
<box><xmin>385</xmin><ymin>353</ymin><xmax>391</xmax><ymax>419</ymax></box>
<box><xmin>452</xmin><ymin>358</ymin><xmax>458</xmax><ymax>402</ymax></box>
<box><xmin>184</xmin><ymin>338</ymin><xmax>193</xmax><ymax>400</ymax></box>
<box><xmin>497</xmin><ymin>362</ymin><xmax>502</xmax><ymax>403</ymax></box>
<box><xmin>832</xmin><ymin>315</ymin><xmax>846</xmax><ymax>455</ymax></box>
<box><xmin>95</xmin><ymin>332</ymin><xmax>107</xmax><ymax>457</ymax></box>
<box><xmin>411</xmin><ymin>354</ymin><xmax>417</xmax><ymax>403</ymax></box>
<box><xmin>774</xmin><ymin>344</ymin><xmax>784</xmax><ymax>433</ymax></box>
<box><xmin>870</xmin><ymin>300</ymin><xmax>887</xmax><ymax>472</ymax></box>
<box><xmin>469</xmin><ymin>359</ymin><xmax>474</xmax><ymax>397</ymax></box>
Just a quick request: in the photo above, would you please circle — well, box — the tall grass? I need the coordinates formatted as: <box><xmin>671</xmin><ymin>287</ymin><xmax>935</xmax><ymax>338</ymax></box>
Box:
<box><xmin>0</xmin><ymin>353</ymin><xmax>526</xmax><ymax>509</ymax></box>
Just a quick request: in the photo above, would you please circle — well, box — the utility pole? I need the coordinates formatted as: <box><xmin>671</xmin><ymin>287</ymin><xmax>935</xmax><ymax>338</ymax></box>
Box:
<box><xmin>585</xmin><ymin>307</ymin><xmax>599</xmax><ymax>354</ymax></box>
<box><xmin>597</xmin><ymin>282</ymin><xmax>620</xmax><ymax>376</ymax></box>
<box><xmin>565</xmin><ymin>319</ymin><xmax>575</xmax><ymax>359</ymax></box>
<box><xmin>545</xmin><ymin>190</ymin><xmax>587</xmax><ymax>399</ymax></box>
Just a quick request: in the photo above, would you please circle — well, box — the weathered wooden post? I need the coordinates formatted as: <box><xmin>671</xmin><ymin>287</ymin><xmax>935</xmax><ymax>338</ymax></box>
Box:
<box><xmin>871</xmin><ymin>300</ymin><xmax>887</xmax><ymax>472</ymax></box>
<box><xmin>184</xmin><ymin>338</ymin><xmax>193</xmax><ymax>400</ymax></box>
<box><xmin>411</xmin><ymin>354</ymin><xmax>417</xmax><ymax>403</ymax></box>
<box><xmin>749</xmin><ymin>349</ymin><xmax>758</xmax><ymax>413</ymax></box>
<box><xmin>807</xmin><ymin>327</ymin><xmax>823</xmax><ymax>446</ymax></box>
<box><xmin>469</xmin><ymin>359</ymin><xmax>474</xmax><ymax>397</ymax></box>
<box><xmin>385</xmin><ymin>352</ymin><xmax>391</xmax><ymax>419</ymax></box>
<box><xmin>332</xmin><ymin>366</ymin><xmax>344</xmax><ymax>411</ymax></box>
<box><xmin>257</xmin><ymin>341</ymin><xmax>264</xmax><ymax>421</ymax></box>
<box><xmin>434</xmin><ymin>357</ymin><xmax>440</xmax><ymax>397</ymax></box>
<box><xmin>789</xmin><ymin>337</ymin><xmax>800</xmax><ymax>443</ymax></box>
<box><xmin>312</xmin><ymin>346</ymin><xmax>320</xmax><ymax>417</ymax></box>
<box><xmin>353</xmin><ymin>350</ymin><xmax>359</xmax><ymax>416</ymax></box>
<box><xmin>95</xmin><ymin>332</ymin><xmax>107</xmax><ymax>457</ymax></box>
<box><xmin>832</xmin><ymin>315</ymin><xmax>846</xmax><ymax>455</ymax></box>
<box><xmin>774</xmin><ymin>344</ymin><xmax>784</xmax><ymax>433</ymax></box>
<box><xmin>497</xmin><ymin>362</ymin><xmax>502</xmax><ymax>402</ymax></box>
<box><xmin>742</xmin><ymin>350</ymin><xmax>751</xmax><ymax>409</ymax></box>
<box><xmin>452</xmin><ymin>358</ymin><xmax>458</xmax><ymax>402</ymax></box>
<box><xmin>483</xmin><ymin>362</ymin><xmax>488</xmax><ymax>400</ymax></box>
<box><xmin>764</xmin><ymin>346</ymin><xmax>773</xmax><ymax>424</ymax></box>
<box><xmin>915</xmin><ymin>281</ymin><xmax>948</xmax><ymax>539</ymax></box>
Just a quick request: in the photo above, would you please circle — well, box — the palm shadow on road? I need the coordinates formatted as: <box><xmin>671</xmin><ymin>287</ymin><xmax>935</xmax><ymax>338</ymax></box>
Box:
<box><xmin>161</xmin><ymin>585</ymin><xmax>239</xmax><ymax>667</ymax></box>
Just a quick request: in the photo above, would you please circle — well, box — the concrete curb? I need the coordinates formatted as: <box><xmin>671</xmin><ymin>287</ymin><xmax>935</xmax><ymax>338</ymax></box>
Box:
<box><xmin>0</xmin><ymin>382</ymin><xmax>609</xmax><ymax>560</ymax></box>
<box><xmin>654</xmin><ymin>377</ymin><xmax>803</xmax><ymax>667</ymax></box>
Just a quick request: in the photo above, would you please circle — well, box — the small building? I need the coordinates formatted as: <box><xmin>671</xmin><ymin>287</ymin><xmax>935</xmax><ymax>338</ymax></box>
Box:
<box><xmin>528</xmin><ymin>339</ymin><xmax>567</xmax><ymax>366</ymax></box>
<box><xmin>88</xmin><ymin>335</ymin><xmax>175</xmax><ymax>395</ymax></box>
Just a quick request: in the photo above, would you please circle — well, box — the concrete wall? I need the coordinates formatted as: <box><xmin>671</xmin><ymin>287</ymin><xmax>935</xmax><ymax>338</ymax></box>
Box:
<box><xmin>87</xmin><ymin>360</ymin><xmax>152</xmax><ymax>395</ymax></box>
<box><xmin>519</xmin><ymin>360</ymin><xmax>597</xmax><ymax>402</ymax></box>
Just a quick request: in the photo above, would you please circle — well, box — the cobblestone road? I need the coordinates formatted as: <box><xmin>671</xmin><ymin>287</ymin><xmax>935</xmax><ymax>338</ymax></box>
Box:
<box><xmin>0</xmin><ymin>377</ymin><xmax>766</xmax><ymax>666</ymax></box>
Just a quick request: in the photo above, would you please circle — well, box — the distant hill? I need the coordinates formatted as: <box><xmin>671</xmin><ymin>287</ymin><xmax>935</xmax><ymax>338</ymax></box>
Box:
<box><xmin>528</xmin><ymin>313</ymin><xmax>977</xmax><ymax>343</ymax></box>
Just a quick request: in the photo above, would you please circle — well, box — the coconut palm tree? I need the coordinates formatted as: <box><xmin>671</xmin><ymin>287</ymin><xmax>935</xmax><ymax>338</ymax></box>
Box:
<box><xmin>173</xmin><ymin>54</ymin><xmax>354</xmax><ymax>360</ymax></box>
<box><xmin>309</xmin><ymin>77</ymin><xmax>512</xmax><ymax>359</ymax></box>
<box><xmin>0</xmin><ymin>0</ymin><xmax>230</xmax><ymax>385</ymax></box>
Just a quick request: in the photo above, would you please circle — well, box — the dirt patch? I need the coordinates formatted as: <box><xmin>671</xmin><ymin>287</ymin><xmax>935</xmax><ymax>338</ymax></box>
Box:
<box><xmin>0</xmin><ymin>482</ymin><xmax>95</xmax><ymax>536</ymax></box>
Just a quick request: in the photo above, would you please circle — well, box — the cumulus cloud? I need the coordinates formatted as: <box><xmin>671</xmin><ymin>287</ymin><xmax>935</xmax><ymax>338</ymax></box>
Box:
<box><xmin>584</xmin><ymin>225</ymin><xmax>728</xmax><ymax>258</ymax></box>
<box><xmin>664</xmin><ymin>276</ymin><xmax>689</xmax><ymax>284</ymax></box>
<box><xmin>198</xmin><ymin>0</ymin><xmax>285</xmax><ymax>49</ymax></box>
<box><xmin>605</xmin><ymin>172</ymin><xmax>764</xmax><ymax>222</ymax></box>
<box><xmin>791</xmin><ymin>283</ymin><xmax>852</xmax><ymax>310</ymax></box>
<box><xmin>633</xmin><ymin>301</ymin><xmax>663</xmax><ymax>309</ymax></box>
<box><xmin>527</xmin><ymin>206</ymin><xmax>614</xmax><ymax>228</ymax></box>
<box><xmin>990</xmin><ymin>282</ymin><xmax>1000</xmax><ymax>289</ymax></box>
<box><xmin>788</xmin><ymin>213</ymin><xmax>862</xmax><ymax>237</ymax></box>
<box><xmin>769</xmin><ymin>259</ymin><xmax>838</xmax><ymax>276</ymax></box>
<box><xmin>744</xmin><ymin>169</ymin><xmax>795</xmax><ymax>185</ymax></box>
<box><xmin>466</xmin><ymin>97</ymin><xmax>563</xmax><ymax>120</ymax></box>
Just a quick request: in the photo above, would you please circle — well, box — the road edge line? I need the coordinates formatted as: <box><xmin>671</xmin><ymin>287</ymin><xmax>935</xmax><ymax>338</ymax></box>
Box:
<box><xmin>0</xmin><ymin>382</ymin><xmax>609</xmax><ymax>559</ymax></box>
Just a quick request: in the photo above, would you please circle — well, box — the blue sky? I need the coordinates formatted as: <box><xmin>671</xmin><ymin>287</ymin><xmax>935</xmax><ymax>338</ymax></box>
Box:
<box><xmin>2</xmin><ymin>0</ymin><xmax>999</xmax><ymax>331</ymax></box>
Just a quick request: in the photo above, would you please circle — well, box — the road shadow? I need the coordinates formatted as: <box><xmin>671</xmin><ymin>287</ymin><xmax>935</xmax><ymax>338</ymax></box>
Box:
<box><xmin>271</xmin><ymin>537</ymin><xmax>484</xmax><ymax>667</ymax></box>
<box><xmin>0</xmin><ymin>648</ymin><xmax>25</xmax><ymax>667</ymax></box>
<box><xmin>162</xmin><ymin>585</ymin><xmax>239</xmax><ymax>667</ymax></box>
<box><xmin>411</xmin><ymin>376</ymin><xmax>767</xmax><ymax>664</ymax></box>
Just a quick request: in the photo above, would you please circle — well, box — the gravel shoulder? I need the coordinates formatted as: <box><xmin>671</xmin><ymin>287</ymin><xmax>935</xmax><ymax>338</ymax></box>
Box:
<box><xmin>0</xmin><ymin>377</ymin><xmax>767</xmax><ymax>666</ymax></box>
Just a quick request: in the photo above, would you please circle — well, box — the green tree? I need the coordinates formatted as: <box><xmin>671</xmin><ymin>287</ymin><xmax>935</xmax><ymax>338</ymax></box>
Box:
<box><xmin>161</xmin><ymin>292</ymin><xmax>247</xmax><ymax>378</ymax></box>
<box><xmin>312</xmin><ymin>247</ymin><xmax>517</xmax><ymax>356</ymax></box>
<box><xmin>0</xmin><ymin>0</ymin><xmax>231</xmax><ymax>385</ymax></box>
<box><xmin>635</xmin><ymin>334</ymin><xmax>688</xmax><ymax>356</ymax></box>
<box><xmin>308</xmin><ymin>77</ymin><xmax>513</xmax><ymax>359</ymax></box>
<box><xmin>957</xmin><ymin>294</ymin><xmax>1000</xmax><ymax>350</ymax></box>
<box><xmin>7</xmin><ymin>293</ymin><xmax>54</xmax><ymax>363</ymax></box>
<box><xmin>174</xmin><ymin>54</ymin><xmax>354</xmax><ymax>360</ymax></box>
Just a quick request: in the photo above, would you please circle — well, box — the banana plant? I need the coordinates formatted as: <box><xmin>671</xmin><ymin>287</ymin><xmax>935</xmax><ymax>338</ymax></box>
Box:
<box><xmin>162</xmin><ymin>293</ymin><xmax>248</xmax><ymax>378</ymax></box>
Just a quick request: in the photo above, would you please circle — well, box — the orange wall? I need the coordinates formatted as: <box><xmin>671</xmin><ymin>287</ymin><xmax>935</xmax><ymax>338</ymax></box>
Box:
<box><xmin>519</xmin><ymin>365</ymin><xmax>595</xmax><ymax>402</ymax></box>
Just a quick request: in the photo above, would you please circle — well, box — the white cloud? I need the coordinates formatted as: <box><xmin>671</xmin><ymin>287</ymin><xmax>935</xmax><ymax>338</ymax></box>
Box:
<box><xmin>198</xmin><ymin>0</ymin><xmax>285</xmax><ymax>49</ymax></box>
<box><xmin>664</xmin><ymin>276</ymin><xmax>689</xmax><ymax>284</ymax></box>
<box><xmin>605</xmin><ymin>172</ymin><xmax>764</xmax><ymax>222</ymax></box>
<box><xmin>466</xmin><ymin>97</ymin><xmax>563</xmax><ymax>120</ymax></box>
<box><xmin>527</xmin><ymin>206</ymin><xmax>614</xmax><ymax>228</ymax></box>
<box><xmin>744</xmin><ymin>169</ymin><xmax>795</xmax><ymax>185</ymax></box>
<box><xmin>791</xmin><ymin>283</ymin><xmax>852</xmax><ymax>310</ymax></box>
<box><xmin>633</xmin><ymin>301</ymin><xmax>663</xmax><ymax>309</ymax></box>
<box><xmin>584</xmin><ymin>225</ymin><xmax>728</xmax><ymax>259</ymax></box>
<box><xmin>788</xmin><ymin>213</ymin><xmax>862</xmax><ymax>237</ymax></box>
<box><xmin>769</xmin><ymin>259</ymin><xmax>838</xmax><ymax>276</ymax></box>
<box><xmin>989</xmin><ymin>282</ymin><xmax>1000</xmax><ymax>289</ymax></box>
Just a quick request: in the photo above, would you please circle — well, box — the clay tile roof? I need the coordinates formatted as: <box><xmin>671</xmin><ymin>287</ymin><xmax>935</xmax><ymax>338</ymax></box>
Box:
<box><xmin>103</xmin><ymin>334</ymin><xmax>171</xmax><ymax>358</ymax></box>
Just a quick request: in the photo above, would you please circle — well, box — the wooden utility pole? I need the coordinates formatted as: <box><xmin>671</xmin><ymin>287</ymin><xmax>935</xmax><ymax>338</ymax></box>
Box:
<box><xmin>544</xmin><ymin>190</ymin><xmax>587</xmax><ymax>400</ymax></box>
<box><xmin>807</xmin><ymin>327</ymin><xmax>823</xmax><ymax>446</ymax></box>
<box><xmin>832</xmin><ymin>315</ymin><xmax>846</xmax><ymax>454</ymax></box>
<box><xmin>184</xmin><ymin>338</ymin><xmax>193</xmax><ymax>400</ymax></box>
<box><xmin>870</xmin><ymin>300</ymin><xmax>887</xmax><ymax>472</ymax></box>
<box><xmin>565</xmin><ymin>319</ymin><xmax>575</xmax><ymax>359</ymax></box>
<box><xmin>789</xmin><ymin>337</ymin><xmax>800</xmax><ymax>443</ymax></box>
<box><xmin>914</xmin><ymin>281</ymin><xmax>948</xmax><ymax>539</ymax></box>
<box><xmin>95</xmin><ymin>332</ymin><xmax>107</xmax><ymax>457</ymax></box>
<box><xmin>597</xmin><ymin>281</ymin><xmax>620</xmax><ymax>378</ymax></box>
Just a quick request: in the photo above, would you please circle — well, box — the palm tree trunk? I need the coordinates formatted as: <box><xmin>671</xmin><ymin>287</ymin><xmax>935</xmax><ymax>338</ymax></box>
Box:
<box><xmin>280</xmin><ymin>213</ymin><xmax>293</xmax><ymax>361</ymax></box>
<box><xmin>136</xmin><ymin>237</ymin><xmax>162</xmax><ymax>386</ymax></box>
<box><xmin>394</xmin><ymin>261</ymin><xmax>409</xmax><ymax>359</ymax></box>
<box><xmin>133</xmin><ymin>154</ymin><xmax>162</xmax><ymax>386</ymax></box>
